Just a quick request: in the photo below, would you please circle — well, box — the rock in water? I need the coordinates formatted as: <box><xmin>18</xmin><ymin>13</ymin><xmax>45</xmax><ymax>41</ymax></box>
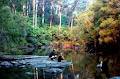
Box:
<box><xmin>0</xmin><ymin>61</ymin><xmax>13</xmax><ymax>68</ymax></box>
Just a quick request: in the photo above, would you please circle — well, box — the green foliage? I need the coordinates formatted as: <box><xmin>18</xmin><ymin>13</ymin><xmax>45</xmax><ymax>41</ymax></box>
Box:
<box><xmin>0</xmin><ymin>6</ymin><xmax>28</xmax><ymax>54</ymax></box>
<box><xmin>0</xmin><ymin>6</ymin><xmax>28</xmax><ymax>36</ymax></box>
<box><xmin>0</xmin><ymin>6</ymin><xmax>13</xmax><ymax>30</ymax></box>
<box><xmin>0</xmin><ymin>5</ymin><xmax>69</xmax><ymax>55</ymax></box>
<box><xmin>0</xmin><ymin>0</ymin><xmax>9</xmax><ymax>8</ymax></box>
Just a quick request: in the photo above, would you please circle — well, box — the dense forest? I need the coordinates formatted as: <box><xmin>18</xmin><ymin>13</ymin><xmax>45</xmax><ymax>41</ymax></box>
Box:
<box><xmin>0</xmin><ymin>0</ymin><xmax>120</xmax><ymax>79</ymax></box>
<box><xmin>0</xmin><ymin>0</ymin><xmax>89</xmax><ymax>55</ymax></box>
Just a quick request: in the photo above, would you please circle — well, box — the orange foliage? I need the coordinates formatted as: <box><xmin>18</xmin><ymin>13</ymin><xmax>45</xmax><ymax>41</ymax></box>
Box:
<box><xmin>63</xmin><ymin>41</ymin><xmax>72</xmax><ymax>49</ymax></box>
<box><xmin>52</xmin><ymin>40</ymin><xmax>80</xmax><ymax>53</ymax></box>
<box><xmin>84</xmin><ymin>19</ymin><xmax>93</xmax><ymax>29</ymax></box>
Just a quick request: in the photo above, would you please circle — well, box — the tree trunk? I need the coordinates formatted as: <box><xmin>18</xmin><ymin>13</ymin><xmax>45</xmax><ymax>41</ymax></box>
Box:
<box><xmin>70</xmin><ymin>16</ymin><xmax>74</xmax><ymax>31</ymax></box>
<box><xmin>9</xmin><ymin>0</ymin><xmax>16</xmax><ymax>14</ymax></box>
<box><xmin>23</xmin><ymin>4</ymin><xmax>26</xmax><ymax>16</ymax></box>
<box><xmin>33</xmin><ymin>0</ymin><xmax>35</xmax><ymax>27</ymax></box>
<box><xmin>12</xmin><ymin>3</ymin><xmax>16</xmax><ymax>14</ymax></box>
<box><xmin>33</xmin><ymin>0</ymin><xmax>37</xmax><ymax>27</ymax></box>
<box><xmin>68</xmin><ymin>0</ymin><xmax>79</xmax><ymax>28</ymax></box>
<box><xmin>42</xmin><ymin>0</ymin><xmax>45</xmax><ymax>25</ymax></box>
<box><xmin>28</xmin><ymin>0</ymin><xmax>31</xmax><ymax>16</ymax></box>
<box><xmin>35</xmin><ymin>0</ymin><xmax>38</xmax><ymax>27</ymax></box>
<box><xmin>26</xmin><ymin>1</ymin><xmax>29</xmax><ymax>16</ymax></box>
<box><xmin>58</xmin><ymin>0</ymin><xmax>62</xmax><ymax>31</ymax></box>
<box><xmin>50</xmin><ymin>0</ymin><xmax>54</xmax><ymax>28</ymax></box>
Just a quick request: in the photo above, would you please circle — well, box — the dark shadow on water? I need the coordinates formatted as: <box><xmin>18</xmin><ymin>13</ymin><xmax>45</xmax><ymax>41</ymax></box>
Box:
<box><xmin>0</xmin><ymin>67</ymin><xmax>33</xmax><ymax>79</ymax></box>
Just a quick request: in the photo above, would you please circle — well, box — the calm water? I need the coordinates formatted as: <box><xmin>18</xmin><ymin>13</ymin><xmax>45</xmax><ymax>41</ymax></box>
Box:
<box><xmin>0</xmin><ymin>67</ymin><xmax>33</xmax><ymax>79</ymax></box>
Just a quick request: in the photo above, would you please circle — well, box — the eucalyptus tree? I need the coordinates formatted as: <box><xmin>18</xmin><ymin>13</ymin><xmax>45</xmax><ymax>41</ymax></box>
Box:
<box><xmin>42</xmin><ymin>0</ymin><xmax>45</xmax><ymax>25</ymax></box>
<box><xmin>50</xmin><ymin>0</ymin><xmax>54</xmax><ymax>28</ymax></box>
<box><xmin>58</xmin><ymin>0</ymin><xmax>62</xmax><ymax>30</ymax></box>
<box><xmin>32</xmin><ymin>0</ymin><xmax>38</xmax><ymax>27</ymax></box>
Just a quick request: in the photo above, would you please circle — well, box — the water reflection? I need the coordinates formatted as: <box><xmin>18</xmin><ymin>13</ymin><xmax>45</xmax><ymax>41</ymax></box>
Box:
<box><xmin>0</xmin><ymin>67</ymin><xmax>33</xmax><ymax>79</ymax></box>
<box><xmin>0</xmin><ymin>66</ymin><xmax>76</xmax><ymax>79</ymax></box>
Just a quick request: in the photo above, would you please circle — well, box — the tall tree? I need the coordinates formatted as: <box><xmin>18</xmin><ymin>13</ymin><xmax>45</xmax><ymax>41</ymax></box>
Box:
<box><xmin>10</xmin><ymin>0</ymin><xmax>16</xmax><ymax>14</ymax></box>
<box><xmin>68</xmin><ymin>0</ymin><xmax>79</xmax><ymax>28</ymax></box>
<box><xmin>35</xmin><ymin>0</ymin><xmax>38</xmax><ymax>26</ymax></box>
<box><xmin>22</xmin><ymin>3</ymin><xmax>26</xmax><ymax>16</ymax></box>
<box><xmin>58</xmin><ymin>0</ymin><xmax>62</xmax><ymax>31</ymax></box>
<box><xmin>42</xmin><ymin>0</ymin><xmax>45</xmax><ymax>25</ymax></box>
<box><xmin>32</xmin><ymin>0</ymin><xmax>37</xmax><ymax>27</ymax></box>
<box><xmin>26</xmin><ymin>0</ymin><xmax>29</xmax><ymax>16</ymax></box>
<box><xmin>50</xmin><ymin>0</ymin><xmax>54</xmax><ymax>28</ymax></box>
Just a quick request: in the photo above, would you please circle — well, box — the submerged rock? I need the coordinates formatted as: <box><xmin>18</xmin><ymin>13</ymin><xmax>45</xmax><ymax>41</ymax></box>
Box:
<box><xmin>0</xmin><ymin>55</ymin><xmax>72</xmax><ymax>69</ymax></box>
<box><xmin>0</xmin><ymin>61</ymin><xmax>13</xmax><ymax>68</ymax></box>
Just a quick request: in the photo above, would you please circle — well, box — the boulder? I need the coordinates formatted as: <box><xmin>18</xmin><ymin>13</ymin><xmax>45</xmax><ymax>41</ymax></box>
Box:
<box><xmin>0</xmin><ymin>61</ymin><xmax>13</xmax><ymax>68</ymax></box>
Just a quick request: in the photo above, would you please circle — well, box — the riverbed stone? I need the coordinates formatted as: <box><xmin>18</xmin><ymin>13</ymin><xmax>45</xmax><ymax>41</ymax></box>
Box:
<box><xmin>0</xmin><ymin>61</ymin><xmax>13</xmax><ymax>68</ymax></box>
